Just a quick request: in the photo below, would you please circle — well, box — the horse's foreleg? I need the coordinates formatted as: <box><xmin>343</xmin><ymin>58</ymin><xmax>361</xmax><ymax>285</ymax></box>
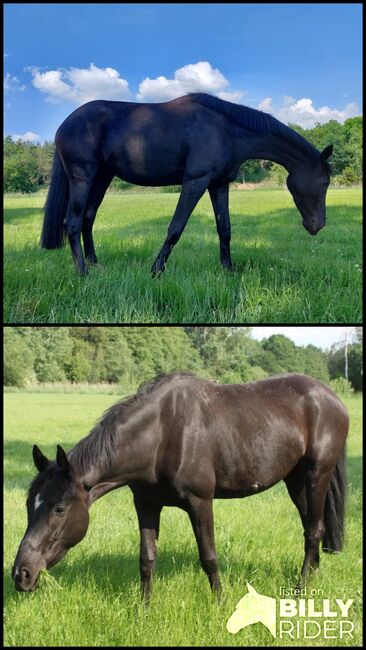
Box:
<box><xmin>187</xmin><ymin>496</ymin><xmax>221</xmax><ymax>597</ymax></box>
<box><xmin>208</xmin><ymin>183</ymin><xmax>233</xmax><ymax>270</ymax></box>
<box><xmin>82</xmin><ymin>170</ymin><xmax>113</xmax><ymax>265</ymax></box>
<box><xmin>151</xmin><ymin>175</ymin><xmax>209</xmax><ymax>276</ymax></box>
<box><xmin>134</xmin><ymin>498</ymin><xmax>162</xmax><ymax>600</ymax></box>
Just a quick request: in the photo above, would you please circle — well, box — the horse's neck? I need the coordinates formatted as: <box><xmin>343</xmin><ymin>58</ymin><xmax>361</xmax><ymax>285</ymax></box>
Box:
<box><xmin>69</xmin><ymin>411</ymin><xmax>158</xmax><ymax>489</ymax></box>
<box><xmin>243</xmin><ymin>130</ymin><xmax>315</xmax><ymax>172</ymax></box>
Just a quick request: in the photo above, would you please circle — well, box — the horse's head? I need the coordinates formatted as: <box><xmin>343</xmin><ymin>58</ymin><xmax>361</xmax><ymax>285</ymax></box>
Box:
<box><xmin>286</xmin><ymin>144</ymin><xmax>333</xmax><ymax>236</ymax></box>
<box><xmin>12</xmin><ymin>445</ymin><xmax>89</xmax><ymax>592</ymax></box>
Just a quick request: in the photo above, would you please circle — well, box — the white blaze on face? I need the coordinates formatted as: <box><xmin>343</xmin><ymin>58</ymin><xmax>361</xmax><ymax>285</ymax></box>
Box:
<box><xmin>34</xmin><ymin>493</ymin><xmax>43</xmax><ymax>511</ymax></box>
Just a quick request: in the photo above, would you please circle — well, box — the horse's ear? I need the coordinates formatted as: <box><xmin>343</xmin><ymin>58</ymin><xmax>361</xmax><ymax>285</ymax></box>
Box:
<box><xmin>56</xmin><ymin>445</ymin><xmax>70</xmax><ymax>475</ymax></box>
<box><xmin>247</xmin><ymin>582</ymin><xmax>257</xmax><ymax>595</ymax></box>
<box><xmin>33</xmin><ymin>445</ymin><xmax>50</xmax><ymax>473</ymax></box>
<box><xmin>320</xmin><ymin>144</ymin><xmax>333</xmax><ymax>161</ymax></box>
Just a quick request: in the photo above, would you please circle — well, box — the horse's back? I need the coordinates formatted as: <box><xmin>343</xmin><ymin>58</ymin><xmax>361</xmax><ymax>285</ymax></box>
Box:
<box><xmin>54</xmin><ymin>96</ymin><xmax>237</xmax><ymax>184</ymax></box>
<box><xmin>155</xmin><ymin>373</ymin><xmax>348</xmax><ymax>498</ymax></box>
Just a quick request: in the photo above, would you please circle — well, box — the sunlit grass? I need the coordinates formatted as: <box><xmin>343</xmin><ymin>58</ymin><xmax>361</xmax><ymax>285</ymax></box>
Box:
<box><xmin>4</xmin><ymin>392</ymin><xmax>362</xmax><ymax>646</ymax></box>
<box><xmin>3</xmin><ymin>188</ymin><xmax>362</xmax><ymax>323</ymax></box>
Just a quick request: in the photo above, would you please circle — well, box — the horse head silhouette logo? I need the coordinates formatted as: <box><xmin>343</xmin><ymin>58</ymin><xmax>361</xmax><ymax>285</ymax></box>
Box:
<box><xmin>227</xmin><ymin>583</ymin><xmax>276</xmax><ymax>637</ymax></box>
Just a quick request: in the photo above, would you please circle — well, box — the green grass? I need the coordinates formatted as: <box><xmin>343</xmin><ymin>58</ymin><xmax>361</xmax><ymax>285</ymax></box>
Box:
<box><xmin>4</xmin><ymin>392</ymin><xmax>362</xmax><ymax>646</ymax></box>
<box><xmin>3</xmin><ymin>188</ymin><xmax>362</xmax><ymax>323</ymax></box>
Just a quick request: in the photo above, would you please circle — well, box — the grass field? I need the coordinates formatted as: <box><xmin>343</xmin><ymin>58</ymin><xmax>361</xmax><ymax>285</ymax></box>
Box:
<box><xmin>3</xmin><ymin>188</ymin><xmax>362</xmax><ymax>323</ymax></box>
<box><xmin>4</xmin><ymin>392</ymin><xmax>362</xmax><ymax>646</ymax></box>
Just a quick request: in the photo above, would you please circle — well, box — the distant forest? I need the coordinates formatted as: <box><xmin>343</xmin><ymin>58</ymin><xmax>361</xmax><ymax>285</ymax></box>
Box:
<box><xmin>3</xmin><ymin>116</ymin><xmax>362</xmax><ymax>193</ymax></box>
<box><xmin>4</xmin><ymin>327</ymin><xmax>362</xmax><ymax>393</ymax></box>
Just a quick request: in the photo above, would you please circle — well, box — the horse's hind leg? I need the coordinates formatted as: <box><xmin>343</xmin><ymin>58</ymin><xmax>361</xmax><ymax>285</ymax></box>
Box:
<box><xmin>82</xmin><ymin>170</ymin><xmax>113</xmax><ymax>265</ymax></box>
<box><xmin>151</xmin><ymin>175</ymin><xmax>210</xmax><ymax>276</ymax></box>
<box><xmin>187</xmin><ymin>496</ymin><xmax>222</xmax><ymax>597</ymax></box>
<box><xmin>299</xmin><ymin>462</ymin><xmax>334</xmax><ymax>584</ymax></box>
<box><xmin>65</xmin><ymin>165</ymin><xmax>97</xmax><ymax>274</ymax></box>
<box><xmin>208</xmin><ymin>183</ymin><xmax>233</xmax><ymax>270</ymax></box>
<box><xmin>284</xmin><ymin>462</ymin><xmax>308</xmax><ymax>531</ymax></box>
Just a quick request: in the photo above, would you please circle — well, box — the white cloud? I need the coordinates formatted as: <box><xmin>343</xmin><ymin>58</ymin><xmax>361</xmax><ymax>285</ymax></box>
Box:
<box><xmin>27</xmin><ymin>63</ymin><xmax>131</xmax><ymax>104</ymax></box>
<box><xmin>25</xmin><ymin>60</ymin><xmax>360</xmax><ymax>130</ymax></box>
<box><xmin>257</xmin><ymin>97</ymin><xmax>272</xmax><ymax>112</ymax></box>
<box><xmin>4</xmin><ymin>73</ymin><xmax>26</xmax><ymax>92</ymax></box>
<box><xmin>256</xmin><ymin>95</ymin><xmax>360</xmax><ymax>128</ymax></box>
<box><xmin>217</xmin><ymin>90</ymin><xmax>245</xmax><ymax>102</ymax></box>
<box><xmin>12</xmin><ymin>131</ymin><xmax>40</xmax><ymax>143</ymax></box>
<box><xmin>137</xmin><ymin>61</ymin><xmax>233</xmax><ymax>101</ymax></box>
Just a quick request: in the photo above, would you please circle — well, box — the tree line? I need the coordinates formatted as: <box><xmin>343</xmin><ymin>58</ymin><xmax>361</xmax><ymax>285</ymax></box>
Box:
<box><xmin>4</xmin><ymin>327</ymin><xmax>362</xmax><ymax>393</ymax></box>
<box><xmin>4</xmin><ymin>116</ymin><xmax>362</xmax><ymax>193</ymax></box>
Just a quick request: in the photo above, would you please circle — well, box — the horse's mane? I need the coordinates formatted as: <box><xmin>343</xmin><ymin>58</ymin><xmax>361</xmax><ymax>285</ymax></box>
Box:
<box><xmin>189</xmin><ymin>93</ymin><xmax>320</xmax><ymax>162</ymax></box>
<box><xmin>68</xmin><ymin>373</ymin><xmax>196</xmax><ymax>475</ymax></box>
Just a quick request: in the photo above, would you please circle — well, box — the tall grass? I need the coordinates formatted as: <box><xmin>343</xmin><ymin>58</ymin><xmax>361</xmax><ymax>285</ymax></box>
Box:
<box><xmin>4</xmin><ymin>393</ymin><xmax>362</xmax><ymax>646</ymax></box>
<box><xmin>4</xmin><ymin>188</ymin><xmax>362</xmax><ymax>323</ymax></box>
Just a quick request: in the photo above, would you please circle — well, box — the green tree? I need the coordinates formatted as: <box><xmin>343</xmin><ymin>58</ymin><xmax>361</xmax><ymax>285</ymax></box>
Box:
<box><xmin>4</xmin><ymin>150</ymin><xmax>40</xmax><ymax>192</ymax></box>
<box><xmin>35</xmin><ymin>140</ymin><xmax>55</xmax><ymax>186</ymax></box>
<box><xmin>328</xmin><ymin>339</ymin><xmax>363</xmax><ymax>392</ymax></box>
<box><xmin>4</xmin><ymin>329</ymin><xmax>34</xmax><ymax>386</ymax></box>
<box><xmin>67</xmin><ymin>338</ymin><xmax>94</xmax><ymax>383</ymax></box>
<box><xmin>262</xmin><ymin>335</ymin><xmax>300</xmax><ymax>373</ymax></box>
<box><xmin>301</xmin><ymin>345</ymin><xmax>329</xmax><ymax>382</ymax></box>
<box><xmin>30</xmin><ymin>328</ymin><xmax>73</xmax><ymax>382</ymax></box>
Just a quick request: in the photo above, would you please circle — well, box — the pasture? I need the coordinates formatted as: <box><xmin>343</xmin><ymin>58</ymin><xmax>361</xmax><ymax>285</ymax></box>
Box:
<box><xmin>4</xmin><ymin>391</ymin><xmax>362</xmax><ymax>646</ymax></box>
<box><xmin>3</xmin><ymin>187</ymin><xmax>362</xmax><ymax>324</ymax></box>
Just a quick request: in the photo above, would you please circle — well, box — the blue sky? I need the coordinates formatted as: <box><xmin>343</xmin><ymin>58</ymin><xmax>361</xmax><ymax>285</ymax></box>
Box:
<box><xmin>4</xmin><ymin>3</ymin><xmax>362</xmax><ymax>142</ymax></box>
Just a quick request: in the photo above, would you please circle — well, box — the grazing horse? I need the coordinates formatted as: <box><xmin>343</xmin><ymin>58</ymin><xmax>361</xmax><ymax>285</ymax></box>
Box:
<box><xmin>40</xmin><ymin>93</ymin><xmax>333</xmax><ymax>275</ymax></box>
<box><xmin>12</xmin><ymin>372</ymin><xmax>347</xmax><ymax>598</ymax></box>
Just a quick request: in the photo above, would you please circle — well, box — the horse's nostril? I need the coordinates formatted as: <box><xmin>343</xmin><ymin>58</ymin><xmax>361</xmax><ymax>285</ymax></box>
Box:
<box><xmin>21</xmin><ymin>567</ymin><xmax>31</xmax><ymax>581</ymax></box>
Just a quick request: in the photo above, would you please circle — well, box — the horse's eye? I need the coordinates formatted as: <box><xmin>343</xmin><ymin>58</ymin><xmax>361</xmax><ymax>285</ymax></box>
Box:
<box><xmin>55</xmin><ymin>505</ymin><xmax>65</xmax><ymax>516</ymax></box>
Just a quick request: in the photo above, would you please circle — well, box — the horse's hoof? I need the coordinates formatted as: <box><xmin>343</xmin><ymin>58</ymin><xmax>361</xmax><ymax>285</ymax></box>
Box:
<box><xmin>151</xmin><ymin>260</ymin><xmax>165</xmax><ymax>278</ymax></box>
<box><xmin>221</xmin><ymin>260</ymin><xmax>234</xmax><ymax>272</ymax></box>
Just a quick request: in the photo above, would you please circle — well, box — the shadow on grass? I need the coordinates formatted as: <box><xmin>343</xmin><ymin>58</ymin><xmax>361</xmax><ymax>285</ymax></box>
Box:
<box><xmin>4</xmin><ymin>203</ymin><xmax>361</xmax><ymax>260</ymax></box>
<box><xmin>4</xmin><ymin>207</ymin><xmax>44</xmax><ymax>224</ymax></box>
<box><xmin>3</xmin><ymin>542</ymin><xmax>304</xmax><ymax>605</ymax></box>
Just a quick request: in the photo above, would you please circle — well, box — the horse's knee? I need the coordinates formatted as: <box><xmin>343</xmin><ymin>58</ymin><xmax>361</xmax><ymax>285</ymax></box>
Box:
<box><xmin>218</xmin><ymin>227</ymin><xmax>231</xmax><ymax>244</ymax></box>
<box><xmin>305</xmin><ymin>521</ymin><xmax>325</xmax><ymax>546</ymax></box>
<box><xmin>66</xmin><ymin>219</ymin><xmax>82</xmax><ymax>239</ymax></box>
<box><xmin>140</xmin><ymin>553</ymin><xmax>156</xmax><ymax>577</ymax></box>
<box><xmin>84</xmin><ymin>206</ymin><xmax>96</xmax><ymax>223</ymax></box>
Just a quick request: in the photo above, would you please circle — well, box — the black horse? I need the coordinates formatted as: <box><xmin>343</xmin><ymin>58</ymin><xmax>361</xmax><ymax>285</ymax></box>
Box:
<box><xmin>13</xmin><ymin>372</ymin><xmax>347</xmax><ymax>597</ymax></box>
<box><xmin>41</xmin><ymin>93</ymin><xmax>333</xmax><ymax>275</ymax></box>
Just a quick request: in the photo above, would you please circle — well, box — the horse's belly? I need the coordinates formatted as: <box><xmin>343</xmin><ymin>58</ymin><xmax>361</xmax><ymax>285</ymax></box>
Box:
<box><xmin>214</xmin><ymin>478</ymin><xmax>279</xmax><ymax>499</ymax></box>
<box><xmin>115</xmin><ymin>167</ymin><xmax>184</xmax><ymax>187</ymax></box>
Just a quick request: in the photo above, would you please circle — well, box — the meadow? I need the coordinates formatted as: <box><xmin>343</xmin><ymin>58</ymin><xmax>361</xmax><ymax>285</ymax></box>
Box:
<box><xmin>3</xmin><ymin>187</ymin><xmax>362</xmax><ymax>324</ymax></box>
<box><xmin>4</xmin><ymin>391</ymin><xmax>362</xmax><ymax>647</ymax></box>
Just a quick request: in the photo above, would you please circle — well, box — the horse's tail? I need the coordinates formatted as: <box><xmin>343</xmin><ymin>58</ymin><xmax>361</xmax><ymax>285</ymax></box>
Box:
<box><xmin>322</xmin><ymin>445</ymin><xmax>347</xmax><ymax>553</ymax></box>
<box><xmin>40</xmin><ymin>151</ymin><xmax>69</xmax><ymax>249</ymax></box>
